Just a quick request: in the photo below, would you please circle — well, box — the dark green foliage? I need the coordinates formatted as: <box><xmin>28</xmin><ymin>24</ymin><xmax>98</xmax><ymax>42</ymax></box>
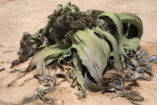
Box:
<box><xmin>40</xmin><ymin>2</ymin><xmax>100</xmax><ymax>44</ymax></box>
<box><xmin>70</xmin><ymin>15</ymin><xmax>96</xmax><ymax>30</ymax></box>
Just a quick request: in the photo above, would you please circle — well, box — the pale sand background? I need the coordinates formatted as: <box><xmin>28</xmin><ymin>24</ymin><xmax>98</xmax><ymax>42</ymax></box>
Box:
<box><xmin>0</xmin><ymin>0</ymin><xmax>157</xmax><ymax>105</ymax></box>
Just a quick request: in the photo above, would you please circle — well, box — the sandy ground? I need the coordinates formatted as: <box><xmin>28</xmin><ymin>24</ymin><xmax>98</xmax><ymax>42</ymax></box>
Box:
<box><xmin>0</xmin><ymin>0</ymin><xmax>157</xmax><ymax>105</ymax></box>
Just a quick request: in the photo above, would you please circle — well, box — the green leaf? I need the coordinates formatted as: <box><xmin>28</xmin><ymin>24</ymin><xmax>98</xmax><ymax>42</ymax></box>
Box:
<box><xmin>117</xmin><ymin>13</ymin><xmax>143</xmax><ymax>39</ymax></box>
<box><xmin>72</xmin><ymin>52</ymin><xmax>85</xmax><ymax>90</ymax></box>
<box><xmin>99</xmin><ymin>12</ymin><xmax>124</xmax><ymax>40</ymax></box>
<box><xmin>72</xmin><ymin>28</ymin><xmax>110</xmax><ymax>85</ymax></box>
<box><xmin>94</xmin><ymin>27</ymin><xmax>122</xmax><ymax>70</ymax></box>
<box><xmin>121</xmin><ymin>37</ymin><xmax>140</xmax><ymax>51</ymax></box>
<box><xmin>27</xmin><ymin>43</ymin><xmax>71</xmax><ymax>75</ymax></box>
<box><xmin>117</xmin><ymin>13</ymin><xmax>143</xmax><ymax>51</ymax></box>
<box><xmin>98</xmin><ymin>12</ymin><xmax>125</xmax><ymax>56</ymax></box>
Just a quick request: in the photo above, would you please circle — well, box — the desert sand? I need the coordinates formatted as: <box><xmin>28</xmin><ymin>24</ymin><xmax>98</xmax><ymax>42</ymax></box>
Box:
<box><xmin>0</xmin><ymin>0</ymin><xmax>157</xmax><ymax>105</ymax></box>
